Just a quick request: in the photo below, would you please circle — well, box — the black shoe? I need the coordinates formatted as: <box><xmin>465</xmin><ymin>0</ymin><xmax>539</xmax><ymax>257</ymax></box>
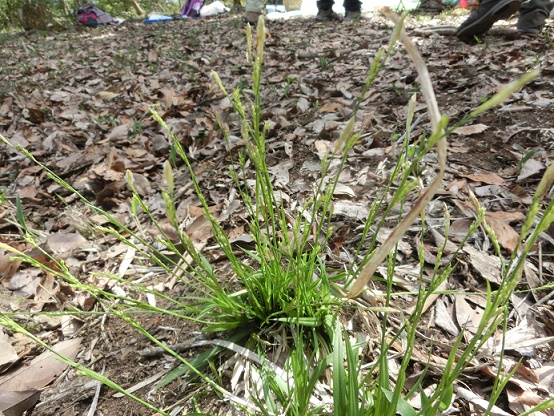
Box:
<box><xmin>457</xmin><ymin>0</ymin><xmax>521</xmax><ymax>43</ymax></box>
<box><xmin>344</xmin><ymin>10</ymin><xmax>361</xmax><ymax>20</ymax></box>
<box><xmin>316</xmin><ymin>8</ymin><xmax>341</xmax><ymax>21</ymax></box>
<box><xmin>418</xmin><ymin>0</ymin><xmax>445</xmax><ymax>12</ymax></box>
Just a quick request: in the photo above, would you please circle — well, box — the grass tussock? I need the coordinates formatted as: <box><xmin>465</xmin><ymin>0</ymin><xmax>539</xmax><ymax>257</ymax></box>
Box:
<box><xmin>1</xmin><ymin>10</ymin><xmax>553</xmax><ymax>416</ymax></box>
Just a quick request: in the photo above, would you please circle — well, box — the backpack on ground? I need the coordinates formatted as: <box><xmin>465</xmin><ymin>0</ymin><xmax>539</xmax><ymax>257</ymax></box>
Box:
<box><xmin>77</xmin><ymin>4</ymin><xmax>115</xmax><ymax>27</ymax></box>
<box><xmin>181</xmin><ymin>0</ymin><xmax>203</xmax><ymax>18</ymax></box>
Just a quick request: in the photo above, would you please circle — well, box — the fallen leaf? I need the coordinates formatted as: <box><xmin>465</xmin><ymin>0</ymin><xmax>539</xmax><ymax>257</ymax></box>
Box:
<box><xmin>434</xmin><ymin>298</ymin><xmax>459</xmax><ymax>336</ymax></box>
<box><xmin>96</xmin><ymin>91</ymin><xmax>120</xmax><ymax>101</ymax></box>
<box><xmin>0</xmin><ymin>255</ymin><xmax>22</xmax><ymax>280</ymax></box>
<box><xmin>509</xmin><ymin>388</ymin><xmax>542</xmax><ymax>406</ymax></box>
<box><xmin>452</xmin><ymin>123</ymin><xmax>489</xmax><ymax>136</ymax></box>
<box><xmin>46</xmin><ymin>232</ymin><xmax>89</xmax><ymax>254</ymax></box>
<box><xmin>517</xmin><ymin>158</ymin><xmax>544</xmax><ymax>182</ymax></box>
<box><xmin>333</xmin><ymin>183</ymin><xmax>356</xmax><ymax>197</ymax></box>
<box><xmin>297</xmin><ymin>97</ymin><xmax>309</xmax><ymax>112</ymax></box>
<box><xmin>0</xmin><ymin>337</ymin><xmax>81</xmax><ymax>392</ymax></box>
<box><xmin>0</xmin><ymin>341</ymin><xmax>18</xmax><ymax>374</ymax></box>
<box><xmin>0</xmin><ymin>389</ymin><xmax>42</xmax><ymax>416</ymax></box>
<box><xmin>318</xmin><ymin>102</ymin><xmax>343</xmax><ymax>113</ymax></box>
<box><xmin>462</xmin><ymin>172</ymin><xmax>505</xmax><ymax>185</ymax></box>
<box><xmin>107</xmin><ymin>124</ymin><xmax>130</xmax><ymax>141</ymax></box>
<box><xmin>462</xmin><ymin>245</ymin><xmax>502</xmax><ymax>284</ymax></box>
<box><xmin>484</xmin><ymin>214</ymin><xmax>520</xmax><ymax>253</ymax></box>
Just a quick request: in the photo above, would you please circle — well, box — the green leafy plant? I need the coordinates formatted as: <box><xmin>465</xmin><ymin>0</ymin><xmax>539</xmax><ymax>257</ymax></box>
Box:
<box><xmin>319</xmin><ymin>55</ymin><xmax>329</xmax><ymax>70</ymax></box>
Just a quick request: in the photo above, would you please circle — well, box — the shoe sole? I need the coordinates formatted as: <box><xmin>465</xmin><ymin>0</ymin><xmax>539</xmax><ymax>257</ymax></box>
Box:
<box><xmin>457</xmin><ymin>0</ymin><xmax>520</xmax><ymax>41</ymax></box>
<box><xmin>316</xmin><ymin>16</ymin><xmax>341</xmax><ymax>21</ymax></box>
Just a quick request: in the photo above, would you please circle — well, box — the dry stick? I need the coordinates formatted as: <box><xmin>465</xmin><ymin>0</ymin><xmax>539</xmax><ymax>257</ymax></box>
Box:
<box><xmin>347</xmin><ymin>7</ymin><xmax>447</xmax><ymax>298</ymax></box>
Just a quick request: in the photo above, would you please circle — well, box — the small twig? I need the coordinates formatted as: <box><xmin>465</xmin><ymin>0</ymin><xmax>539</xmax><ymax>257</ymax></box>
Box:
<box><xmin>86</xmin><ymin>364</ymin><xmax>104</xmax><ymax>416</ymax></box>
<box><xmin>413</xmin><ymin>25</ymin><xmax>458</xmax><ymax>35</ymax></box>
<box><xmin>395</xmin><ymin>114</ymin><xmax>424</xmax><ymax>145</ymax></box>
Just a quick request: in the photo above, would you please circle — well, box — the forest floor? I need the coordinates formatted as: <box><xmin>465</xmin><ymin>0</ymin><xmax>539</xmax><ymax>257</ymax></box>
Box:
<box><xmin>1</xmin><ymin>7</ymin><xmax>554</xmax><ymax>416</ymax></box>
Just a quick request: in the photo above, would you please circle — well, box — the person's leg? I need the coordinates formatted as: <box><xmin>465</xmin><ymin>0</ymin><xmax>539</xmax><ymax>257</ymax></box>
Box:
<box><xmin>245</xmin><ymin>0</ymin><xmax>264</xmax><ymax>24</ymax></box>
<box><xmin>317</xmin><ymin>0</ymin><xmax>335</xmax><ymax>11</ymax></box>
<box><xmin>517</xmin><ymin>0</ymin><xmax>554</xmax><ymax>34</ymax></box>
<box><xmin>457</xmin><ymin>0</ymin><xmax>521</xmax><ymax>42</ymax></box>
<box><xmin>316</xmin><ymin>0</ymin><xmax>340</xmax><ymax>20</ymax></box>
<box><xmin>343</xmin><ymin>0</ymin><xmax>362</xmax><ymax>20</ymax></box>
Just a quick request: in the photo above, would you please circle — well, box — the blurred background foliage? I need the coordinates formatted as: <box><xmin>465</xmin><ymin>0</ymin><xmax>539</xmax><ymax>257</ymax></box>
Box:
<box><xmin>0</xmin><ymin>0</ymin><xmax>202</xmax><ymax>31</ymax></box>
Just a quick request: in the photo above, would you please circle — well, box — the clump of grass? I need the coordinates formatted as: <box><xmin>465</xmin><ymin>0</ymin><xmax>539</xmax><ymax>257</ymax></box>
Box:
<box><xmin>1</xmin><ymin>11</ymin><xmax>553</xmax><ymax>416</ymax></box>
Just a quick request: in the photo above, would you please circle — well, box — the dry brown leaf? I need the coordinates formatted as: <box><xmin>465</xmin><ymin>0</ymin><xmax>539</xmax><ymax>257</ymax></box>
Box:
<box><xmin>31</xmin><ymin>273</ymin><xmax>57</xmax><ymax>312</ymax></box>
<box><xmin>0</xmin><ymin>340</ymin><xmax>18</xmax><ymax>374</ymax></box>
<box><xmin>0</xmin><ymin>255</ymin><xmax>22</xmax><ymax>280</ymax></box>
<box><xmin>0</xmin><ymin>337</ymin><xmax>81</xmax><ymax>392</ymax></box>
<box><xmin>484</xmin><ymin>214</ymin><xmax>520</xmax><ymax>253</ymax></box>
<box><xmin>148</xmin><ymin>49</ymin><xmax>158</xmax><ymax>62</ymax></box>
<box><xmin>510</xmin><ymin>388</ymin><xmax>542</xmax><ymax>406</ymax></box>
<box><xmin>434</xmin><ymin>298</ymin><xmax>459</xmax><ymax>336</ymax></box>
<box><xmin>317</xmin><ymin>102</ymin><xmax>343</xmax><ymax>113</ymax></box>
<box><xmin>5</xmin><ymin>269</ymin><xmax>43</xmax><ymax>298</ymax></box>
<box><xmin>449</xmin><ymin>219</ymin><xmax>473</xmax><ymax>240</ymax></box>
<box><xmin>454</xmin><ymin>385</ymin><xmax>512</xmax><ymax>416</ymax></box>
<box><xmin>332</xmin><ymin>183</ymin><xmax>355</xmax><ymax>197</ymax></box>
<box><xmin>490</xmin><ymin>211</ymin><xmax>525</xmax><ymax>223</ymax></box>
<box><xmin>452</xmin><ymin>123</ymin><xmax>489</xmax><ymax>136</ymax></box>
<box><xmin>462</xmin><ymin>244</ymin><xmax>502</xmax><ymax>284</ymax></box>
<box><xmin>46</xmin><ymin>232</ymin><xmax>89</xmax><ymax>254</ymax></box>
<box><xmin>96</xmin><ymin>91</ymin><xmax>120</xmax><ymax>101</ymax></box>
<box><xmin>517</xmin><ymin>158</ymin><xmax>544</xmax><ymax>182</ymax></box>
<box><xmin>510</xmin><ymin>362</ymin><xmax>539</xmax><ymax>384</ymax></box>
<box><xmin>0</xmin><ymin>389</ymin><xmax>42</xmax><ymax>416</ymax></box>
<box><xmin>454</xmin><ymin>295</ymin><xmax>481</xmax><ymax>335</ymax></box>
<box><xmin>107</xmin><ymin>124</ymin><xmax>130</xmax><ymax>141</ymax></box>
<box><xmin>462</xmin><ymin>172</ymin><xmax>505</xmax><ymax>185</ymax></box>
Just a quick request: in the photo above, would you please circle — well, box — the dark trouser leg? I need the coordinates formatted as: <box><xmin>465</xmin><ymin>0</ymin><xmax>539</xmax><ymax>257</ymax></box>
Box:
<box><xmin>457</xmin><ymin>0</ymin><xmax>521</xmax><ymax>42</ymax></box>
<box><xmin>343</xmin><ymin>0</ymin><xmax>361</xmax><ymax>12</ymax></box>
<box><xmin>317</xmin><ymin>0</ymin><xmax>335</xmax><ymax>10</ymax></box>
<box><xmin>517</xmin><ymin>0</ymin><xmax>554</xmax><ymax>34</ymax></box>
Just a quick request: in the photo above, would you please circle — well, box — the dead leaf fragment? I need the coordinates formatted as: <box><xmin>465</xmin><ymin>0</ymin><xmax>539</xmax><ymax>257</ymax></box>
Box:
<box><xmin>434</xmin><ymin>298</ymin><xmax>459</xmax><ymax>336</ymax></box>
<box><xmin>318</xmin><ymin>102</ymin><xmax>343</xmax><ymax>113</ymax></box>
<box><xmin>0</xmin><ymin>389</ymin><xmax>42</xmax><ymax>416</ymax></box>
<box><xmin>484</xmin><ymin>213</ymin><xmax>521</xmax><ymax>253</ymax></box>
<box><xmin>0</xmin><ymin>341</ymin><xmax>18</xmax><ymax>374</ymax></box>
<box><xmin>0</xmin><ymin>337</ymin><xmax>81</xmax><ymax>392</ymax></box>
<box><xmin>462</xmin><ymin>172</ymin><xmax>505</xmax><ymax>185</ymax></box>
<box><xmin>297</xmin><ymin>97</ymin><xmax>310</xmax><ymax>112</ymax></box>
<box><xmin>517</xmin><ymin>158</ymin><xmax>544</xmax><ymax>182</ymax></box>
<box><xmin>96</xmin><ymin>91</ymin><xmax>120</xmax><ymax>101</ymax></box>
<box><xmin>46</xmin><ymin>232</ymin><xmax>89</xmax><ymax>254</ymax></box>
<box><xmin>452</xmin><ymin>123</ymin><xmax>489</xmax><ymax>136</ymax></box>
<box><xmin>462</xmin><ymin>245</ymin><xmax>502</xmax><ymax>284</ymax></box>
<box><xmin>107</xmin><ymin>124</ymin><xmax>130</xmax><ymax>141</ymax></box>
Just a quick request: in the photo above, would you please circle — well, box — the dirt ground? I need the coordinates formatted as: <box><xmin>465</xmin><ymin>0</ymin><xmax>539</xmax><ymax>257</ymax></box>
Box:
<box><xmin>1</xmin><ymin>6</ymin><xmax>554</xmax><ymax>415</ymax></box>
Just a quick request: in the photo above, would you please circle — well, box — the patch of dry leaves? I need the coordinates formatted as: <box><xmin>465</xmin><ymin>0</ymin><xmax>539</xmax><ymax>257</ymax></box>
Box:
<box><xmin>0</xmin><ymin>9</ymin><xmax>554</xmax><ymax>415</ymax></box>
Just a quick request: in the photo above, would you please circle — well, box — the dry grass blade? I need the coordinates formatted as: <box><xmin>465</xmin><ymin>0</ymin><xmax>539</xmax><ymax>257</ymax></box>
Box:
<box><xmin>347</xmin><ymin>7</ymin><xmax>447</xmax><ymax>298</ymax></box>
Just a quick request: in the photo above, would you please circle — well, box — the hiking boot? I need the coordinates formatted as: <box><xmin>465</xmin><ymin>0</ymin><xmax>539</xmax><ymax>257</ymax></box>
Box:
<box><xmin>456</xmin><ymin>0</ymin><xmax>521</xmax><ymax>42</ymax></box>
<box><xmin>344</xmin><ymin>10</ymin><xmax>362</xmax><ymax>20</ymax></box>
<box><xmin>517</xmin><ymin>0</ymin><xmax>554</xmax><ymax>34</ymax></box>
<box><xmin>418</xmin><ymin>0</ymin><xmax>445</xmax><ymax>12</ymax></box>
<box><xmin>316</xmin><ymin>8</ymin><xmax>341</xmax><ymax>21</ymax></box>
<box><xmin>244</xmin><ymin>11</ymin><xmax>262</xmax><ymax>24</ymax></box>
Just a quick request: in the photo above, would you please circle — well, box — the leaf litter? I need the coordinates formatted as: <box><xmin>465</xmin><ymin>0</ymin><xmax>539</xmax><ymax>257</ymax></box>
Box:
<box><xmin>0</xmin><ymin>8</ymin><xmax>553</xmax><ymax>415</ymax></box>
